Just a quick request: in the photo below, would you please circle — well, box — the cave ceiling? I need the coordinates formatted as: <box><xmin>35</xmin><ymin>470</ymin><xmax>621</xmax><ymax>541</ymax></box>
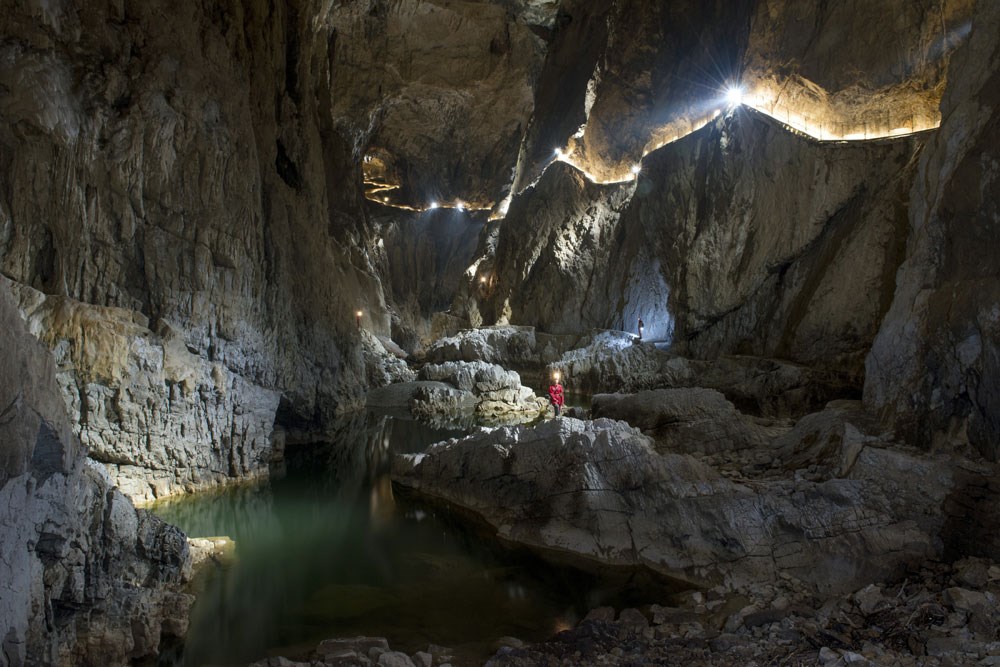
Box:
<box><xmin>326</xmin><ymin>0</ymin><xmax>972</xmax><ymax>216</ymax></box>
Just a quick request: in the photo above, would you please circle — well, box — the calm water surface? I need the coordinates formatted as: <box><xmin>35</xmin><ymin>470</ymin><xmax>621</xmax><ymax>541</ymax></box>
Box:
<box><xmin>155</xmin><ymin>411</ymin><xmax>678</xmax><ymax>666</ymax></box>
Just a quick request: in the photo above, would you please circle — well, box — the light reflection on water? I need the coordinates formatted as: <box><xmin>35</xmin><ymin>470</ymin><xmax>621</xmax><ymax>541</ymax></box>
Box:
<box><xmin>155</xmin><ymin>411</ymin><xmax>676</xmax><ymax>667</ymax></box>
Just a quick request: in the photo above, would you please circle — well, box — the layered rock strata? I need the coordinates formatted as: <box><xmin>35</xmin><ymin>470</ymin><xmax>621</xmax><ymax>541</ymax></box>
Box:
<box><xmin>551</xmin><ymin>336</ymin><xmax>856</xmax><ymax>418</ymax></box>
<box><xmin>0</xmin><ymin>281</ymin><xmax>191</xmax><ymax>666</ymax></box>
<box><xmin>393</xmin><ymin>416</ymin><xmax>991</xmax><ymax>594</ymax></box>
<box><xmin>418</xmin><ymin>361</ymin><xmax>544</xmax><ymax>417</ymax></box>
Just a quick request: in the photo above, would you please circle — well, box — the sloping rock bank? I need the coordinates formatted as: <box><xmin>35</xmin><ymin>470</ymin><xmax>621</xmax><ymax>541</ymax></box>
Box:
<box><xmin>392</xmin><ymin>417</ymin><xmax>987</xmax><ymax>594</ymax></box>
<box><xmin>591</xmin><ymin>388</ymin><xmax>782</xmax><ymax>455</ymax></box>
<box><xmin>0</xmin><ymin>286</ymin><xmax>192</xmax><ymax>665</ymax></box>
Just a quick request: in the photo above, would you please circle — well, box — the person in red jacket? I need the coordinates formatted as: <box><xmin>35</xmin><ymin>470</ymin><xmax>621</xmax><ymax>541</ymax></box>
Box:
<box><xmin>548</xmin><ymin>372</ymin><xmax>565</xmax><ymax>417</ymax></box>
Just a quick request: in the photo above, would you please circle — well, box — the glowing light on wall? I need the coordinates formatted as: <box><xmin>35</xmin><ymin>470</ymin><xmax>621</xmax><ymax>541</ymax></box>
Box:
<box><xmin>725</xmin><ymin>85</ymin><xmax>744</xmax><ymax>107</ymax></box>
<box><xmin>362</xmin><ymin>76</ymin><xmax>943</xmax><ymax>218</ymax></box>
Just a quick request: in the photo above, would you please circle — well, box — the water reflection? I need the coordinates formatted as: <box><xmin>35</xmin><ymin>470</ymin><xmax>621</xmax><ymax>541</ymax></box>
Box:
<box><xmin>155</xmin><ymin>410</ymin><xmax>675</xmax><ymax>667</ymax></box>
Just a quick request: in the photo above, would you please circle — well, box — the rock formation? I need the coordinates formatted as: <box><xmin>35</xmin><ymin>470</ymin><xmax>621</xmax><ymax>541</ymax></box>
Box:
<box><xmin>0</xmin><ymin>0</ymin><xmax>414</xmax><ymax>501</ymax></box>
<box><xmin>591</xmin><ymin>388</ymin><xmax>780</xmax><ymax>455</ymax></box>
<box><xmin>0</xmin><ymin>280</ymin><xmax>191</xmax><ymax>666</ymax></box>
<box><xmin>366</xmin><ymin>360</ymin><xmax>544</xmax><ymax>421</ymax></box>
<box><xmin>865</xmin><ymin>0</ymin><xmax>1000</xmax><ymax>461</ymax></box>
<box><xmin>393</xmin><ymin>416</ymin><xmax>988</xmax><ymax>594</ymax></box>
<box><xmin>2</xmin><ymin>0</ymin><xmax>999</xmax><ymax>662</ymax></box>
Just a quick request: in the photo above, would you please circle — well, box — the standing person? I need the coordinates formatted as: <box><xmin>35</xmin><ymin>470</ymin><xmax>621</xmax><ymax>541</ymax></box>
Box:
<box><xmin>637</xmin><ymin>316</ymin><xmax>644</xmax><ymax>340</ymax></box>
<box><xmin>548</xmin><ymin>373</ymin><xmax>565</xmax><ymax>417</ymax></box>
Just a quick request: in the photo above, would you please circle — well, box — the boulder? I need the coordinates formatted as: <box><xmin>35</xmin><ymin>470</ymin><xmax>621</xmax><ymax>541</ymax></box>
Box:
<box><xmin>418</xmin><ymin>361</ymin><xmax>543</xmax><ymax>416</ymax></box>
<box><xmin>773</xmin><ymin>401</ymin><xmax>881</xmax><ymax>478</ymax></box>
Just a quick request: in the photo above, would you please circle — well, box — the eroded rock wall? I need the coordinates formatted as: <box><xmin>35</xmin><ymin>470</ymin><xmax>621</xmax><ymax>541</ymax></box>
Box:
<box><xmin>865</xmin><ymin>0</ymin><xmax>1000</xmax><ymax>460</ymax></box>
<box><xmin>465</xmin><ymin>113</ymin><xmax>920</xmax><ymax>379</ymax></box>
<box><xmin>0</xmin><ymin>0</ymin><xmax>399</xmax><ymax>499</ymax></box>
<box><xmin>0</xmin><ymin>282</ymin><xmax>191</xmax><ymax>666</ymax></box>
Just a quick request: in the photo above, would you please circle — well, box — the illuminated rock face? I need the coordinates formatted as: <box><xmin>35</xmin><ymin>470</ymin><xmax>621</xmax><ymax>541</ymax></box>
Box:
<box><xmin>866</xmin><ymin>0</ymin><xmax>1000</xmax><ymax>461</ymax></box>
<box><xmin>469</xmin><ymin>112</ymin><xmax>919</xmax><ymax>380</ymax></box>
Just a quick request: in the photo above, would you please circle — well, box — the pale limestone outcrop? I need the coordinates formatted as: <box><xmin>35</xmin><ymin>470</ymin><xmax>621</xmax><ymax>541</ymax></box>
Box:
<box><xmin>0</xmin><ymin>280</ymin><xmax>191</xmax><ymax>666</ymax></box>
<box><xmin>392</xmin><ymin>417</ymin><xmax>972</xmax><ymax>594</ymax></box>
<box><xmin>9</xmin><ymin>278</ymin><xmax>280</xmax><ymax>504</ymax></box>
<box><xmin>417</xmin><ymin>361</ymin><xmax>544</xmax><ymax>417</ymax></box>
<box><xmin>864</xmin><ymin>0</ymin><xmax>1000</xmax><ymax>461</ymax></box>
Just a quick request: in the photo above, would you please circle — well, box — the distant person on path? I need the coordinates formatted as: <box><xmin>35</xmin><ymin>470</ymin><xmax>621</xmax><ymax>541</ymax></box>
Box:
<box><xmin>548</xmin><ymin>374</ymin><xmax>565</xmax><ymax>417</ymax></box>
<box><xmin>637</xmin><ymin>317</ymin><xmax>644</xmax><ymax>340</ymax></box>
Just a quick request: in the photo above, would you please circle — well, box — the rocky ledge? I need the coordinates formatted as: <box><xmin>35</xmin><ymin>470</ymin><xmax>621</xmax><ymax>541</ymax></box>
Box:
<box><xmin>391</xmin><ymin>415</ymin><xmax>994</xmax><ymax>595</ymax></box>
<box><xmin>367</xmin><ymin>361</ymin><xmax>545</xmax><ymax>422</ymax></box>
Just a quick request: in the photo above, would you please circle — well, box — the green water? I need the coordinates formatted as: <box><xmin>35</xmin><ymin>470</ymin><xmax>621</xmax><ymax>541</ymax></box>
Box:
<box><xmin>155</xmin><ymin>411</ymin><xmax>677</xmax><ymax>666</ymax></box>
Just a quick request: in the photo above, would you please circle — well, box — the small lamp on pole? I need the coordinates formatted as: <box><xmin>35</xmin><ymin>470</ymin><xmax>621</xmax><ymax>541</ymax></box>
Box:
<box><xmin>356</xmin><ymin>310</ymin><xmax>363</xmax><ymax>329</ymax></box>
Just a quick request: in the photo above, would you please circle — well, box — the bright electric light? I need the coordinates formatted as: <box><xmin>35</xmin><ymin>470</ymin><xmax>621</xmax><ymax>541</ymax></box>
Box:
<box><xmin>631</xmin><ymin>164</ymin><xmax>641</xmax><ymax>176</ymax></box>
<box><xmin>429</xmin><ymin>201</ymin><xmax>438</xmax><ymax>209</ymax></box>
<box><xmin>554</xmin><ymin>148</ymin><xmax>563</xmax><ymax>157</ymax></box>
<box><xmin>456</xmin><ymin>201</ymin><xmax>464</xmax><ymax>211</ymax></box>
<box><xmin>725</xmin><ymin>86</ymin><xmax>744</xmax><ymax>107</ymax></box>
<box><xmin>356</xmin><ymin>310</ymin><xmax>363</xmax><ymax>318</ymax></box>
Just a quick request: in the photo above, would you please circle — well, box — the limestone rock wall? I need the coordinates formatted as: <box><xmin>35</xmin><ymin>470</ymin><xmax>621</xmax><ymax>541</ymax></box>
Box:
<box><xmin>865</xmin><ymin>0</ymin><xmax>1000</xmax><ymax>460</ymax></box>
<box><xmin>0</xmin><ymin>0</ymin><xmax>402</xmax><ymax>499</ymax></box>
<box><xmin>8</xmin><ymin>278</ymin><xmax>281</xmax><ymax>505</ymax></box>
<box><xmin>465</xmin><ymin>113</ymin><xmax>919</xmax><ymax>379</ymax></box>
<box><xmin>459</xmin><ymin>0</ymin><xmax>977</xmax><ymax>387</ymax></box>
<box><xmin>0</xmin><ymin>282</ymin><xmax>191</xmax><ymax>666</ymax></box>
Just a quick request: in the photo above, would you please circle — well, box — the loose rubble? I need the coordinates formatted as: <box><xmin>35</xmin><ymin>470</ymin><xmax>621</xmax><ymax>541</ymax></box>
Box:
<box><xmin>251</xmin><ymin>557</ymin><xmax>1000</xmax><ymax>666</ymax></box>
